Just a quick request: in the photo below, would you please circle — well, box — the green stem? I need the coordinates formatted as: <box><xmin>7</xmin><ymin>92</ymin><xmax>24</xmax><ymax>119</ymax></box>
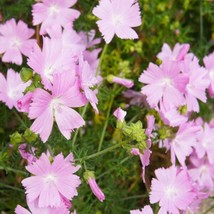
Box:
<box><xmin>13</xmin><ymin>109</ymin><xmax>27</xmax><ymax>128</ymax></box>
<box><xmin>97</xmin><ymin>156</ymin><xmax>131</xmax><ymax>179</ymax></box>
<box><xmin>96</xmin><ymin>44</ymin><xmax>108</xmax><ymax>76</ymax></box>
<box><xmin>72</xmin><ymin>104</ymin><xmax>89</xmax><ymax>148</ymax></box>
<box><xmin>117</xmin><ymin>194</ymin><xmax>148</xmax><ymax>201</ymax></box>
<box><xmin>0</xmin><ymin>182</ymin><xmax>24</xmax><ymax>192</ymax></box>
<box><xmin>203</xmin><ymin>204</ymin><xmax>214</xmax><ymax>214</ymax></box>
<box><xmin>80</xmin><ymin>141</ymin><xmax>125</xmax><ymax>162</ymax></box>
<box><xmin>200</xmin><ymin>0</ymin><xmax>203</xmax><ymax>52</ymax></box>
<box><xmin>98</xmin><ymin>94</ymin><xmax>114</xmax><ymax>151</ymax></box>
<box><xmin>0</xmin><ymin>166</ymin><xmax>28</xmax><ymax>175</ymax></box>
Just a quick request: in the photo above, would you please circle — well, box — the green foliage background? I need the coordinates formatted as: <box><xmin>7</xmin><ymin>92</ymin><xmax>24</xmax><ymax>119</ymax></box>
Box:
<box><xmin>0</xmin><ymin>0</ymin><xmax>214</xmax><ymax>213</ymax></box>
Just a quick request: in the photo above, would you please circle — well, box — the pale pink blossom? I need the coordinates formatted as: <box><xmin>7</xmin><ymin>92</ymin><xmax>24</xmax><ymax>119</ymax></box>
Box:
<box><xmin>157</xmin><ymin>101</ymin><xmax>188</xmax><ymax>127</ymax></box>
<box><xmin>88</xmin><ymin>177</ymin><xmax>105</xmax><ymax>202</ymax></box>
<box><xmin>19</xmin><ymin>144</ymin><xmax>37</xmax><ymax>165</ymax></box>
<box><xmin>92</xmin><ymin>0</ymin><xmax>142</xmax><ymax>43</ymax></box>
<box><xmin>188</xmin><ymin>154</ymin><xmax>214</xmax><ymax>192</ymax></box>
<box><xmin>139</xmin><ymin>60</ymin><xmax>187</xmax><ymax>108</ymax></box>
<box><xmin>145</xmin><ymin>115</ymin><xmax>155</xmax><ymax>137</ymax></box>
<box><xmin>0</xmin><ymin>69</ymin><xmax>31</xmax><ymax>110</ymax></box>
<box><xmin>150</xmin><ymin>166</ymin><xmax>195</xmax><ymax>214</ymax></box>
<box><xmin>113</xmin><ymin>107</ymin><xmax>126</xmax><ymax>122</ymax></box>
<box><xmin>169</xmin><ymin>122</ymin><xmax>202</xmax><ymax>166</ymax></box>
<box><xmin>32</xmin><ymin>0</ymin><xmax>80</xmax><ymax>35</ymax></box>
<box><xmin>77</xmin><ymin>56</ymin><xmax>99</xmax><ymax>113</ymax></box>
<box><xmin>157</xmin><ymin>43</ymin><xmax>190</xmax><ymax>62</ymax></box>
<box><xmin>22</xmin><ymin>152</ymin><xmax>81</xmax><ymax>208</ymax></box>
<box><xmin>194</xmin><ymin>123</ymin><xmax>214</xmax><ymax>164</ymax></box>
<box><xmin>181</xmin><ymin>57</ymin><xmax>209</xmax><ymax>112</ymax></box>
<box><xmin>130</xmin><ymin>205</ymin><xmax>153</xmax><ymax>214</ymax></box>
<box><xmin>17</xmin><ymin>92</ymin><xmax>33</xmax><ymax>113</ymax></box>
<box><xmin>203</xmin><ymin>51</ymin><xmax>214</xmax><ymax>97</ymax></box>
<box><xmin>0</xmin><ymin>19</ymin><xmax>35</xmax><ymax>65</ymax></box>
<box><xmin>27</xmin><ymin>37</ymin><xmax>76</xmax><ymax>90</ymax></box>
<box><xmin>108</xmin><ymin>75</ymin><xmax>134</xmax><ymax>88</ymax></box>
<box><xmin>15</xmin><ymin>197</ymin><xmax>69</xmax><ymax>214</ymax></box>
<box><xmin>29</xmin><ymin>72</ymin><xmax>87</xmax><ymax>142</ymax></box>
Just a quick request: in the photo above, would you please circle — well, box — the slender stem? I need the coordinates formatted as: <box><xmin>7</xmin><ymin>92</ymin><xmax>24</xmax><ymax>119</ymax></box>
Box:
<box><xmin>117</xmin><ymin>194</ymin><xmax>148</xmax><ymax>201</ymax></box>
<box><xmin>203</xmin><ymin>204</ymin><xmax>214</xmax><ymax>214</ymax></box>
<box><xmin>0</xmin><ymin>182</ymin><xmax>24</xmax><ymax>192</ymax></box>
<box><xmin>200</xmin><ymin>0</ymin><xmax>203</xmax><ymax>52</ymax></box>
<box><xmin>13</xmin><ymin>109</ymin><xmax>27</xmax><ymax>128</ymax></box>
<box><xmin>98</xmin><ymin>94</ymin><xmax>114</xmax><ymax>151</ymax></box>
<box><xmin>97</xmin><ymin>156</ymin><xmax>131</xmax><ymax>179</ymax></box>
<box><xmin>72</xmin><ymin>104</ymin><xmax>89</xmax><ymax>148</ymax></box>
<box><xmin>0</xmin><ymin>166</ymin><xmax>28</xmax><ymax>175</ymax></box>
<box><xmin>96</xmin><ymin>44</ymin><xmax>108</xmax><ymax>76</ymax></box>
<box><xmin>79</xmin><ymin>141</ymin><xmax>125</xmax><ymax>162</ymax></box>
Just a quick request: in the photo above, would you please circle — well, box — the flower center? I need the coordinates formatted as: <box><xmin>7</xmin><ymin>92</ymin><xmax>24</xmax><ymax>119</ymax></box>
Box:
<box><xmin>112</xmin><ymin>15</ymin><xmax>123</xmax><ymax>26</ymax></box>
<box><xmin>48</xmin><ymin>5</ymin><xmax>59</xmax><ymax>16</ymax></box>
<box><xmin>10</xmin><ymin>38</ymin><xmax>21</xmax><ymax>48</ymax></box>
<box><xmin>165</xmin><ymin>185</ymin><xmax>177</xmax><ymax>198</ymax></box>
<box><xmin>161</xmin><ymin>77</ymin><xmax>172</xmax><ymax>87</ymax></box>
<box><xmin>44</xmin><ymin>66</ymin><xmax>54</xmax><ymax>81</ymax></box>
<box><xmin>44</xmin><ymin>174</ymin><xmax>57</xmax><ymax>184</ymax></box>
<box><xmin>7</xmin><ymin>89</ymin><xmax>20</xmax><ymax>99</ymax></box>
<box><xmin>50</xmin><ymin>98</ymin><xmax>63</xmax><ymax>113</ymax></box>
<box><xmin>209</xmin><ymin>70</ymin><xmax>214</xmax><ymax>80</ymax></box>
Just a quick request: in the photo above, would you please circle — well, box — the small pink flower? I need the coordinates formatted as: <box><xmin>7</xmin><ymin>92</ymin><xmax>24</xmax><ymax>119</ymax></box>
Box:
<box><xmin>150</xmin><ymin>166</ymin><xmax>195</xmax><ymax>214</ymax></box>
<box><xmin>157</xmin><ymin>43</ymin><xmax>190</xmax><ymax>62</ymax></box>
<box><xmin>145</xmin><ymin>115</ymin><xmax>155</xmax><ymax>137</ymax></box>
<box><xmin>92</xmin><ymin>0</ymin><xmax>142</xmax><ymax>43</ymax></box>
<box><xmin>22</xmin><ymin>152</ymin><xmax>81</xmax><ymax>208</ymax></box>
<box><xmin>0</xmin><ymin>19</ymin><xmax>35</xmax><ymax>65</ymax></box>
<box><xmin>32</xmin><ymin>0</ymin><xmax>80</xmax><ymax>35</ymax></box>
<box><xmin>17</xmin><ymin>92</ymin><xmax>33</xmax><ymax>113</ymax></box>
<box><xmin>108</xmin><ymin>75</ymin><xmax>134</xmax><ymax>88</ymax></box>
<box><xmin>203</xmin><ymin>51</ymin><xmax>214</xmax><ymax>97</ymax></box>
<box><xmin>130</xmin><ymin>205</ymin><xmax>153</xmax><ymax>214</ymax></box>
<box><xmin>0</xmin><ymin>69</ymin><xmax>31</xmax><ymax>110</ymax></box>
<box><xmin>170</xmin><ymin>122</ymin><xmax>201</xmax><ymax>166</ymax></box>
<box><xmin>139</xmin><ymin>60</ymin><xmax>187</xmax><ymax>108</ymax></box>
<box><xmin>29</xmin><ymin>72</ymin><xmax>87</xmax><ymax>142</ymax></box>
<box><xmin>88</xmin><ymin>177</ymin><xmax>105</xmax><ymax>202</ymax></box>
<box><xmin>15</xmin><ymin>197</ymin><xmax>69</xmax><ymax>214</ymax></box>
<box><xmin>113</xmin><ymin>107</ymin><xmax>126</xmax><ymax>122</ymax></box>
<box><xmin>19</xmin><ymin>144</ymin><xmax>36</xmax><ymax>165</ymax></box>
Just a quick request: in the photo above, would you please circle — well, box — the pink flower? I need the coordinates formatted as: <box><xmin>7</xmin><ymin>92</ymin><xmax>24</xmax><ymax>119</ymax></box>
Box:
<box><xmin>19</xmin><ymin>144</ymin><xmax>37</xmax><ymax>165</ymax></box>
<box><xmin>77</xmin><ymin>56</ymin><xmax>99</xmax><ymax>113</ymax></box>
<box><xmin>15</xmin><ymin>197</ymin><xmax>69</xmax><ymax>214</ymax></box>
<box><xmin>145</xmin><ymin>115</ymin><xmax>155</xmax><ymax>137</ymax></box>
<box><xmin>0</xmin><ymin>69</ymin><xmax>31</xmax><ymax>110</ymax></box>
<box><xmin>0</xmin><ymin>19</ymin><xmax>35</xmax><ymax>65</ymax></box>
<box><xmin>188</xmin><ymin>154</ymin><xmax>214</xmax><ymax>192</ymax></box>
<box><xmin>113</xmin><ymin>107</ymin><xmax>126</xmax><ymax>122</ymax></box>
<box><xmin>139</xmin><ymin>60</ymin><xmax>187</xmax><ymax>108</ymax></box>
<box><xmin>32</xmin><ymin>0</ymin><xmax>80</xmax><ymax>35</ymax></box>
<box><xmin>169</xmin><ymin>122</ymin><xmax>201</xmax><ymax>166</ymax></box>
<box><xmin>182</xmin><ymin>57</ymin><xmax>209</xmax><ymax>112</ymax></box>
<box><xmin>150</xmin><ymin>166</ymin><xmax>195</xmax><ymax>214</ymax></box>
<box><xmin>130</xmin><ymin>205</ymin><xmax>153</xmax><ymax>214</ymax></box>
<box><xmin>108</xmin><ymin>75</ymin><xmax>134</xmax><ymax>88</ymax></box>
<box><xmin>29</xmin><ymin>72</ymin><xmax>87</xmax><ymax>142</ymax></box>
<box><xmin>157</xmin><ymin>101</ymin><xmax>187</xmax><ymax>127</ymax></box>
<box><xmin>203</xmin><ymin>51</ymin><xmax>214</xmax><ymax>97</ymax></box>
<box><xmin>88</xmin><ymin>177</ymin><xmax>105</xmax><ymax>202</ymax></box>
<box><xmin>22</xmin><ymin>152</ymin><xmax>81</xmax><ymax>208</ymax></box>
<box><xmin>27</xmin><ymin>37</ymin><xmax>76</xmax><ymax>90</ymax></box>
<box><xmin>194</xmin><ymin>123</ymin><xmax>214</xmax><ymax>164</ymax></box>
<box><xmin>92</xmin><ymin>0</ymin><xmax>142</xmax><ymax>43</ymax></box>
<box><xmin>17</xmin><ymin>92</ymin><xmax>33</xmax><ymax>113</ymax></box>
<box><xmin>157</xmin><ymin>43</ymin><xmax>190</xmax><ymax>62</ymax></box>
